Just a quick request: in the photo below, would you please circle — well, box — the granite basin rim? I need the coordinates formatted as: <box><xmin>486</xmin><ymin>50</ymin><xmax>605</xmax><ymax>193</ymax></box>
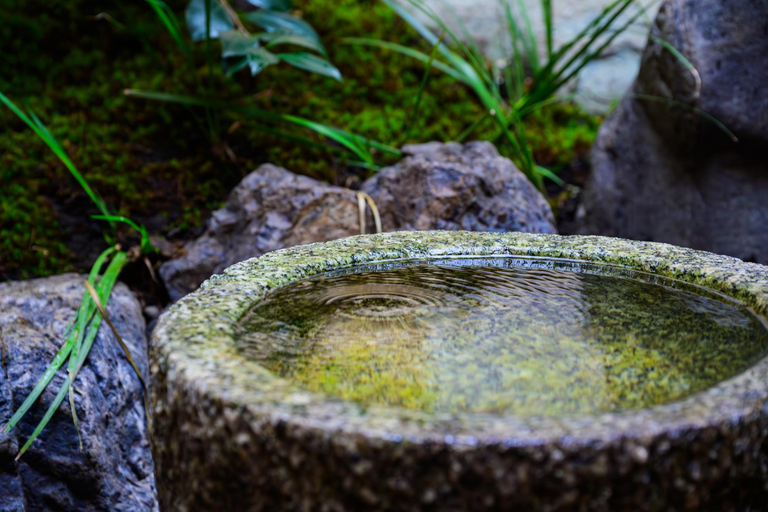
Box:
<box><xmin>151</xmin><ymin>231</ymin><xmax>768</xmax><ymax>445</ymax></box>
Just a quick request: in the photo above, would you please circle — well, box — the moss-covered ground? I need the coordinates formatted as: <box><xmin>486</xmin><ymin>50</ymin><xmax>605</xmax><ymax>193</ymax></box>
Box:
<box><xmin>0</xmin><ymin>0</ymin><xmax>599</xmax><ymax>280</ymax></box>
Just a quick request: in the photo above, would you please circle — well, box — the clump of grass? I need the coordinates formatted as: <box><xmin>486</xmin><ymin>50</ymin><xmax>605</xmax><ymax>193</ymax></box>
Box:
<box><xmin>0</xmin><ymin>91</ymin><xmax>151</xmax><ymax>459</ymax></box>
<box><xmin>346</xmin><ymin>0</ymin><xmax>656</xmax><ymax>189</ymax></box>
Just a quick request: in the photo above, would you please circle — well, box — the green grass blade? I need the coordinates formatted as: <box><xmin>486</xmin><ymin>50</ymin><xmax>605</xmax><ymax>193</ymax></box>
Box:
<box><xmin>435</xmin><ymin>2</ymin><xmax>491</xmax><ymax>84</ymax></box>
<box><xmin>527</xmin><ymin>0</ymin><xmax>628</xmax><ymax>99</ymax></box>
<box><xmin>399</xmin><ymin>0</ymin><xmax>498</xmax><ymax>94</ymax></box>
<box><xmin>552</xmin><ymin>2</ymin><xmax>649</xmax><ymax>91</ymax></box>
<box><xmin>2</xmin><ymin>339</ymin><xmax>74</xmax><ymax>436</ymax></box>
<box><xmin>145</xmin><ymin>0</ymin><xmax>192</xmax><ymax>61</ymax></box>
<box><xmin>16</xmin><ymin>378</ymin><xmax>71</xmax><ymax>459</ymax></box>
<box><xmin>92</xmin><ymin>215</ymin><xmax>155</xmax><ymax>254</ymax></box>
<box><xmin>515</xmin><ymin>0</ymin><xmax>540</xmax><ymax>72</ymax></box>
<box><xmin>125</xmin><ymin>89</ymin><xmax>402</xmax><ymax>159</ymax></box>
<box><xmin>455</xmin><ymin>110</ymin><xmax>491</xmax><ymax>142</ymax></box>
<box><xmin>548</xmin><ymin>0</ymin><xmax>634</xmax><ymax>86</ymax></box>
<box><xmin>0</xmin><ymin>92</ymin><xmax>112</xmax><ymax>224</ymax></box>
<box><xmin>341</xmin><ymin>38</ymin><xmax>464</xmax><ymax>81</ymax></box>
<box><xmin>500</xmin><ymin>0</ymin><xmax>527</xmax><ymax>103</ymax></box>
<box><xmin>64</xmin><ymin>249</ymin><xmax>125</xmax><ymax>442</ymax></box>
<box><xmin>326</xmin><ymin>127</ymin><xmax>401</xmax><ymax>157</ymax></box>
<box><xmin>68</xmin><ymin>252</ymin><xmax>129</xmax><ymax>379</ymax></box>
<box><xmin>542</xmin><ymin>0</ymin><xmax>553</xmax><ymax>59</ymax></box>
<box><xmin>536</xmin><ymin>165</ymin><xmax>564</xmax><ymax>185</ymax></box>
<box><xmin>631</xmin><ymin>93</ymin><xmax>738</xmax><ymax>142</ymax></box>
<box><xmin>281</xmin><ymin>114</ymin><xmax>373</xmax><ymax>166</ymax></box>
<box><xmin>1</xmin><ymin>247</ymin><xmax>115</xmax><ymax>436</ymax></box>
<box><xmin>12</xmin><ymin>249</ymin><xmax>126</xmax><ymax>458</ymax></box>
<box><xmin>405</xmin><ymin>31</ymin><xmax>446</xmax><ymax>140</ymax></box>
<box><xmin>648</xmin><ymin>34</ymin><xmax>701</xmax><ymax>94</ymax></box>
<box><xmin>380</xmin><ymin>0</ymin><xmax>443</xmax><ymax>50</ymax></box>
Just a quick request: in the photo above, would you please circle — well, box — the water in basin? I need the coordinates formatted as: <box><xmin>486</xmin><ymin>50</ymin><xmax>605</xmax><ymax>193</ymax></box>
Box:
<box><xmin>234</xmin><ymin>258</ymin><xmax>768</xmax><ymax>416</ymax></box>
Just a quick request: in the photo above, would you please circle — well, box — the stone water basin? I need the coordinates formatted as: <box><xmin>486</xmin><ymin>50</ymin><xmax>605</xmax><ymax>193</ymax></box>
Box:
<box><xmin>150</xmin><ymin>232</ymin><xmax>768</xmax><ymax>511</ymax></box>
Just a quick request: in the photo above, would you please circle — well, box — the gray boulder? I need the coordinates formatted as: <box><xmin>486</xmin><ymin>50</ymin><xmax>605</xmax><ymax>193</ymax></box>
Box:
<box><xmin>160</xmin><ymin>144</ymin><xmax>556</xmax><ymax>301</ymax></box>
<box><xmin>361</xmin><ymin>141</ymin><xmax>557</xmax><ymax>234</ymax></box>
<box><xmin>158</xmin><ymin>164</ymin><xmax>361</xmax><ymax>301</ymax></box>
<box><xmin>579</xmin><ymin>0</ymin><xmax>768</xmax><ymax>263</ymax></box>
<box><xmin>0</xmin><ymin>274</ymin><xmax>156</xmax><ymax>512</ymax></box>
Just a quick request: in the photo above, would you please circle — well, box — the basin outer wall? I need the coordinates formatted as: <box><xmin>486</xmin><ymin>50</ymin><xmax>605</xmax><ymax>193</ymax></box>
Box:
<box><xmin>149</xmin><ymin>232</ymin><xmax>768</xmax><ymax>512</ymax></box>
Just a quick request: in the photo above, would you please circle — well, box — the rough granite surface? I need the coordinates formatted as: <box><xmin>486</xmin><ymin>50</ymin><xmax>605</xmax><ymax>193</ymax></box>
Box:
<box><xmin>0</xmin><ymin>274</ymin><xmax>157</xmax><ymax>512</ymax></box>
<box><xmin>160</xmin><ymin>143</ymin><xmax>556</xmax><ymax>302</ymax></box>
<box><xmin>578</xmin><ymin>0</ymin><xmax>768</xmax><ymax>264</ymax></box>
<box><xmin>158</xmin><ymin>164</ymin><xmax>360</xmax><ymax>301</ymax></box>
<box><xmin>362</xmin><ymin>142</ymin><xmax>557</xmax><ymax>235</ymax></box>
<box><xmin>151</xmin><ymin>232</ymin><xmax>768</xmax><ymax>512</ymax></box>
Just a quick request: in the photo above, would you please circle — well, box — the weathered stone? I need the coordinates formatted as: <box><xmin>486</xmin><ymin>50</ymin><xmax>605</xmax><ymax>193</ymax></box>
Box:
<box><xmin>0</xmin><ymin>274</ymin><xmax>156</xmax><ymax>512</ymax></box>
<box><xmin>158</xmin><ymin>164</ymin><xmax>360</xmax><ymax>301</ymax></box>
<box><xmin>161</xmin><ymin>145</ymin><xmax>556</xmax><ymax>301</ymax></box>
<box><xmin>361</xmin><ymin>141</ymin><xmax>557</xmax><ymax>234</ymax></box>
<box><xmin>151</xmin><ymin>231</ymin><xmax>768</xmax><ymax>512</ymax></box>
<box><xmin>578</xmin><ymin>0</ymin><xmax>768</xmax><ymax>264</ymax></box>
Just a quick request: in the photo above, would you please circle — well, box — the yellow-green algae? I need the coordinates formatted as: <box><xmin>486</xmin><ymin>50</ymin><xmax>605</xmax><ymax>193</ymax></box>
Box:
<box><xmin>235</xmin><ymin>257</ymin><xmax>768</xmax><ymax>416</ymax></box>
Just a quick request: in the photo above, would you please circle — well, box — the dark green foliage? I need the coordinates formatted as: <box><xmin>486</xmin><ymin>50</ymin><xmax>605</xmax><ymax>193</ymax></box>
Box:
<box><xmin>0</xmin><ymin>0</ymin><xmax>599</xmax><ymax>279</ymax></box>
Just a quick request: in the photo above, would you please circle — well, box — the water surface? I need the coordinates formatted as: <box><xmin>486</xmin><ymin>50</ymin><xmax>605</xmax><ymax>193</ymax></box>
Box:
<box><xmin>235</xmin><ymin>258</ymin><xmax>768</xmax><ymax>416</ymax></box>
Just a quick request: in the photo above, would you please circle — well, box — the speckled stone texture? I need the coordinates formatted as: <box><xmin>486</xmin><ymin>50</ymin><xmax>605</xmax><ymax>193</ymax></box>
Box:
<box><xmin>160</xmin><ymin>144</ymin><xmax>556</xmax><ymax>302</ymax></box>
<box><xmin>578</xmin><ymin>0</ymin><xmax>768</xmax><ymax>264</ymax></box>
<box><xmin>151</xmin><ymin>232</ymin><xmax>768</xmax><ymax>512</ymax></box>
<box><xmin>362</xmin><ymin>142</ymin><xmax>556</xmax><ymax>235</ymax></box>
<box><xmin>158</xmin><ymin>164</ymin><xmax>361</xmax><ymax>301</ymax></box>
<box><xmin>0</xmin><ymin>274</ymin><xmax>157</xmax><ymax>512</ymax></box>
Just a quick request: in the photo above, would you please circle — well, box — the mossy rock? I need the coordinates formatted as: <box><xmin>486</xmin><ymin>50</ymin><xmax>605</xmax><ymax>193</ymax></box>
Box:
<box><xmin>151</xmin><ymin>231</ymin><xmax>768</xmax><ymax>511</ymax></box>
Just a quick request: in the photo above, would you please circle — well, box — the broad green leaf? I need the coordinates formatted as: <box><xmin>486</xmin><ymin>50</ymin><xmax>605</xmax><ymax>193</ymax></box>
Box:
<box><xmin>185</xmin><ymin>0</ymin><xmax>234</xmax><ymax>41</ymax></box>
<box><xmin>220</xmin><ymin>30</ymin><xmax>279</xmax><ymax>75</ymax></box>
<box><xmin>245</xmin><ymin>0</ymin><xmax>292</xmax><ymax>11</ymax></box>
<box><xmin>244</xmin><ymin>10</ymin><xmax>319</xmax><ymax>41</ymax></box>
<box><xmin>266</xmin><ymin>34</ymin><xmax>327</xmax><ymax>57</ymax></box>
<box><xmin>276</xmin><ymin>52</ymin><xmax>341</xmax><ymax>81</ymax></box>
<box><xmin>220</xmin><ymin>30</ymin><xmax>259</xmax><ymax>56</ymax></box>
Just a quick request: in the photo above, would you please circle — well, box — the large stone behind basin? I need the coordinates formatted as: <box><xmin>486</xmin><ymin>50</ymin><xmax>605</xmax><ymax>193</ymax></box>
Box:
<box><xmin>158</xmin><ymin>165</ymin><xmax>361</xmax><ymax>301</ymax></box>
<box><xmin>0</xmin><ymin>274</ymin><xmax>156</xmax><ymax>512</ymax></box>
<box><xmin>361</xmin><ymin>142</ymin><xmax>556</xmax><ymax>235</ymax></box>
<box><xmin>578</xmin><ymin>0</ymin><xmax>768</xmax><ymax>264</ymax></box>
<box><xmin>160</xmin><ymin>143</ymin><xmax>556</xmax><ymax>301</ymax></box>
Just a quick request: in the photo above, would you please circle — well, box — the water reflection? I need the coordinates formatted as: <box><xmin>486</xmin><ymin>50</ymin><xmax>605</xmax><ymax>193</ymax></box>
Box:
<box><xmin>235</xmin><ymin>258</ymin><xmax>768</xmax><ymax>416</ymax></box>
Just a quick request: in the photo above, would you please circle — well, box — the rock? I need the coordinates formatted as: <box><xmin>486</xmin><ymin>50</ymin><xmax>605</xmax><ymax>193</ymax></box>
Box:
<box><xmin>161</xmin><ymin>147</ymin><xmax>555</xmax><ymax>301</ymax></box>
<box><xmin>419</xmin><ymin>0</ymin><xmax>660</xmax><ymax>114</ymax></box>
<box><xmin>151</xmin><ymin>231</ymin><xmax>768</xmax><ymax>512</ymax></box>
<box><xmin>361</xmin><ymin>141</ymin><xmax>557</xmax><ymax>234</ymax></box>
<box><xmin>0</xmin><ymin>274</ymin><xmax>157</xmax><ymax>512</ymax></box>
<box><xmin>158</xmin><ymin>164</ymin><xmax>361</xmax><ymax>301</ymax></box>
<box><xmin>578</xmin><ymin>0</ymin><xmax>768</xmax><ymax>264</ymax></box>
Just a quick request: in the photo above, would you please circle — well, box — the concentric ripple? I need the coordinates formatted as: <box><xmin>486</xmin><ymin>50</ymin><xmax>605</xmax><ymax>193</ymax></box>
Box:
<box><xmin>234</xmin><ymin>257</ymin><xmax>768</xmax><ymax>416</ymax></box>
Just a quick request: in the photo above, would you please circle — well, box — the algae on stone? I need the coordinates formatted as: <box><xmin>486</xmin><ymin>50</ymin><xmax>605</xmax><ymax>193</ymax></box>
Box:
<box><xmin>236</xmin><ymin>257</ymin><xmax>768</xmax><ymax>416</ymax></box>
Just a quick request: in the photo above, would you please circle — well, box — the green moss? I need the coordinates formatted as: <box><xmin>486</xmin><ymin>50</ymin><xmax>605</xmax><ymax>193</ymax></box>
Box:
<box><xmin>0</xmin><ymin>0</ymin><xmax>599</xmax><ymax>279</ymax></box>
<box><xmin>236</xmin><ymin>257</ymin><xmax>768</xmax><ymax>415</ymax></box>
